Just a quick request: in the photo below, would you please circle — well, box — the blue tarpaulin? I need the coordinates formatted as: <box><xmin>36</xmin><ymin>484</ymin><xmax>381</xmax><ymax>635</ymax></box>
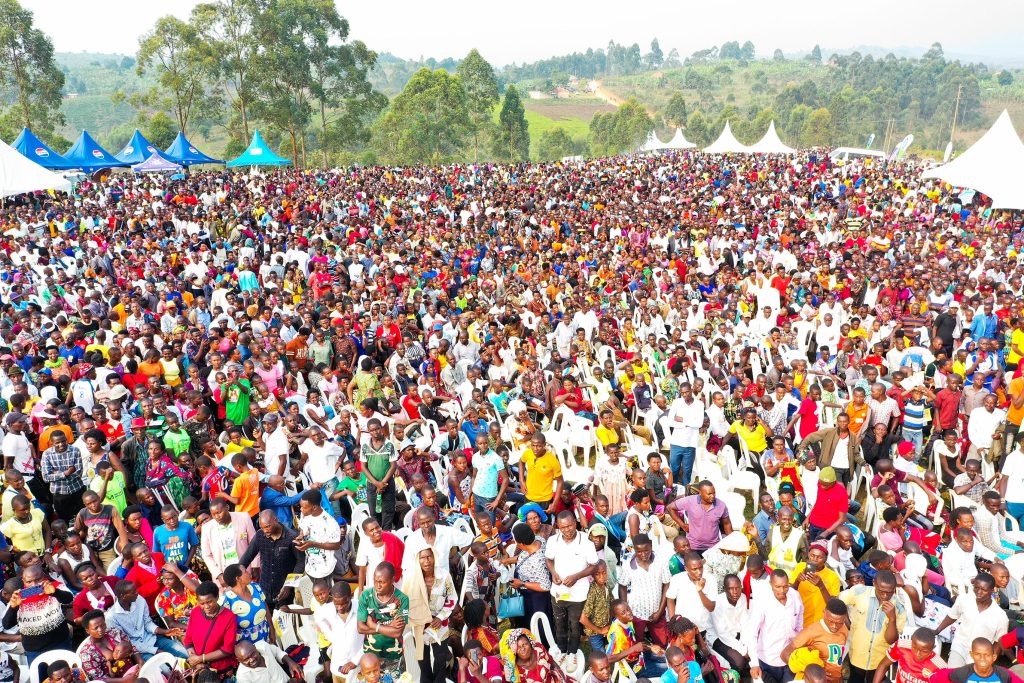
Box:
<box><xmin>11</xmin><ymin>128</ymin><xmax>78</xmax><ymax>170</ymax></box>
<box><xmin>64</xmin><ymin>131</ymin><xmax>129</xmax><ymax>172</ymax></box>
<box><xmin>115</xmin><ymin>130</ymin><xmax>161</xmax><ymax>165</ymax></box>
<box><xmin>164</xmin><ymin>131</ymin><xmax>223</xmax><ymax>166</ymax></box>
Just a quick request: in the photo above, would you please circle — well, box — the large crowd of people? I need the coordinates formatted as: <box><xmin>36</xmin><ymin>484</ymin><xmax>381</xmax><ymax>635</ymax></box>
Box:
<box><xmin>0</xmin><ymin>149</ymin><xmax>1022</xmax><ymax>683</ymax></box>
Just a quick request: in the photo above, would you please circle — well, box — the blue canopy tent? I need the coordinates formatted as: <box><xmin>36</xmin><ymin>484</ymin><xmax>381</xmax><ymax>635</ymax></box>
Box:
<box><xmin>132</xmin><ymin>151</ymin><xmax>183</xmax><ymax>173</ymax></box>
<box><xmin>226</xmin><ymin>129</ymin><xmax>291</xmax><ymax>167</ymax></box>
<box><xmin>115</xmin><ymin>130</ymin><xmax>160</xmax><ymax>165</ymax></box>
<box><xmin>63</xmin><ymin>131</ymin><xmax>130</xmax><ymax>172</ymax></box>
<box><xmin>164</xmin><ymin>132</ymin><xmax>223</xmax><ymax>166</ymax></box>
<box><xmin>11</xmin><ymin>128</ymin><xmax>78</xmax><ymax>170</ymax></box>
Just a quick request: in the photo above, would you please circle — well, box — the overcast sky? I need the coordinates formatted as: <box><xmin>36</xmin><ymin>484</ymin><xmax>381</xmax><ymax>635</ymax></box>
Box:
<box><xmin>20</xmin><ymin>0</ymin><xmax>1024</xmax><ymax>67</ymax></box>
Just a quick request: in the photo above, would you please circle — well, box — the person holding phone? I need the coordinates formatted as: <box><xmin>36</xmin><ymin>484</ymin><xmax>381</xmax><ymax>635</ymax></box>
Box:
<box><xmin>1</xmin><ymin>564</ymin><xmax>74</xmax><ymax>667</ymax></box>
<box><xmin>789</xmin><ymin>541</ymin><xmax>842</xmax><ymax>627</ymax></box>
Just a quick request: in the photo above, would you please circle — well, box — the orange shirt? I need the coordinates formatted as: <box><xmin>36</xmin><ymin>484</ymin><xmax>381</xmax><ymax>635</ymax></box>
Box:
<box><xmin>230</xmin><ymin>468</ymin><xmax>261</xmax><ymax>517</ymax></box>
<box><xmin>847</xmin><ymin>402</ymin><xmax>869</xmax><ymax>436</ymax></box>
<box><xmin>39</xmin><ymin>424</ymin><xmax>73</xmax><ymax>453</ymax></box>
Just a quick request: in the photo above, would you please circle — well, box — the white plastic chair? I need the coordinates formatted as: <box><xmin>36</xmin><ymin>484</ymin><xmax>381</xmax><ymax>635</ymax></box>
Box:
<box><xmin>718</xmin><ymin>491</ymin><xmax>747</xmax><ymax>527</ymax></box>
<box><xmin>402</xmin><ymin>630</ymin><xmax>420</xmax><ymax>680</ymax></box>
<box><xmin>138</xmin><ymin>652</ymin><xmax>181</xmax><ymax>683</ymax></box>
<box><xmin>530</xmin><ymin>611</ymin><xmax>585</xmax><ymax>680</ymax></box>
<box><xmin>30</xmin><ymin>651</ymin><xmax>82</xmax><ymax>683</ymax></box>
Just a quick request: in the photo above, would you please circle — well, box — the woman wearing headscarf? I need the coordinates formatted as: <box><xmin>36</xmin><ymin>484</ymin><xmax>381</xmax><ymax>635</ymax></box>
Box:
<box><xmin>510</xmin><ymin>524</ymin><xmax>553</xmax><ymax>631</ymax></box>
<box><xmin>403</xmin><ymin>547</ymin><xmax>457</xmax><ymax>683</ymax></box>
<box><xmin>499</xmin><ymin>629</ymin><xmax>570</xmax><ymax>683</ymax></box>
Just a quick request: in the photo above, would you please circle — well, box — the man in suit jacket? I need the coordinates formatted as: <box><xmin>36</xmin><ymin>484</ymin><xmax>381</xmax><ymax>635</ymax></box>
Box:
<box><xmin>201</xmin><ymin>497</ymin><xmax>259</xmax><ymax>585</ymax></box>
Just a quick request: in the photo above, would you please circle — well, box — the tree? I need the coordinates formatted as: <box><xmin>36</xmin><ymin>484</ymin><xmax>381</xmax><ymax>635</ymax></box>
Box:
<box><xmin>456</xmin><ymin>49</ymin><xmax>499</xmax><ymax>161</ymax></box>
<box><xmin>192</xmin><ymin>0</ymin><xmax>260</xmax><ymax>141</ymax></box>
<box><xmin>493</xmin><ymin>85</ymin><xmax>530</xmax><ymax>162</ymax></box>
<box><xmin>997</xmin><ymin>70</ymin><xmax>1014</xmax><ymax>86</ymax></box>
<box><xmin>719</xmin><ymin>41</ymin><xmax>741</xmax><ymax>60</ymax></box>
<box><xmin>647</xmin><ymin>38</ymin><xmax>664</xmax><ymax>68</ymax></box>
<box><xmin>740</xmin><ymin>41</ymin><xmax>755</xmax><ymax>60</ymax></box>
<box><xmin>803</xmin><ymin>107</ymin><xmax>833</xmax><ymax>146</ymax></box>
<box><xmin>773</xmin><ymin>48</ymin><xmax>785</xmax><ymax>61</ymax></box>
<box><xmin>808</xmin><ymin>44</ymin><xmax>822</xmax><ymax>62</ymax></box>
<box><xmin>685</xmin><ymin>110</ymin><xmax>710</xmax><ymax>147</ymax></box>
<box><xmin>664</xmin><ymin>48</ymin><xmax>681</xmax><ymax>68</ymax></box>
<box><xmin>537</xmin><ymin>127</ymin><xmax>582</xmax><ymax>160</ymax></box>
<box><xmin>372</xmin><ymin>68</ymin><xmax>471</xmax><ymax>164</ymax></box>
<box><xmin>664</xmin><ymin>93</ymin><xmax>687</xmax><ymax>127</ymax></box>
<box><xmin>589</xmin><ymin>97</ymin><xmax>651</xmax><ymax>155</ymax></box>
<box><xmin>0</xmin><ymin>0</ymin><xmax>65</xmax><ymax>140</ymax></box>
<box><xmin>136</xmin><ymin>15</ymin><xmax>215</xmax><ymax>135</ymax></box>
<box><xmin>144</xmin><ymin>111</ymin><xmax>179</xmax><ymax>148</ymax></box>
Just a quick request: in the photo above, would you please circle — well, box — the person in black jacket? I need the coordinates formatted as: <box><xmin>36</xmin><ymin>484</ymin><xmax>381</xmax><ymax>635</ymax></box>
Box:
<box><xmin>238</xmin><ymin>510</ymin><xmax>305</xmax><ymax>609</ymax></box>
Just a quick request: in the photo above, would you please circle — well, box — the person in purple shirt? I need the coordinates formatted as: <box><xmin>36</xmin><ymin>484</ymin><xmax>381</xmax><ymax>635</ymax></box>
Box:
<box><xmin>666</xmin><ymin>481</ymin><xmax>732</xmax><ymax>552</ymax></box>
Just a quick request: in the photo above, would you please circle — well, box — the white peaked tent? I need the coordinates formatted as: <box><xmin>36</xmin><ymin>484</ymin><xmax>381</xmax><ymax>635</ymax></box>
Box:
<box><xmin>922</xmin><ymin>110</ymin><xmax>1024</xmax><ymax>210</ymax></box>
<box><xmin>665</xmin><ymin>128</ymin><xmax>696</xmax><ymax>150</ymax></box>
<box><xmin>641</xmin><ymin>130</ymin><xmax>668</xmax><ymax>152</ymax></box>
<box><xmin>703</xmin><ymin>121</ymin><xmax>752</xmax><ymax>153</ymax></box>
<box><xmin>0</xmin><ymin>139</ymin><xmax>71</xmax><ymax>199</ymax></box>
<box><xmin>748</xmin><ymin>121</ymin><xmax>796</xmax><ymax>154</ymax></box>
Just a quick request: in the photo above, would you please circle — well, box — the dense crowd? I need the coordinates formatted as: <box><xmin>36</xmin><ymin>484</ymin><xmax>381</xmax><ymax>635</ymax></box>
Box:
<box><xmin>0</xmin><ymin>149</ymin><xmax>1022</xmax><ymax>683</ymax></box>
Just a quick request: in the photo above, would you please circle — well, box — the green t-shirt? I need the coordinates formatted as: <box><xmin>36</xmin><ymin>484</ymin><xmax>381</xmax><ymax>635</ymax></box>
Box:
<box><xmin>339</xmin><ymin>473</ymin><xmax>368</xmax><ymax>505</ymax></box>
<box><xmin>360</xmin><ymin>440</ymin><xmax>396</xmax><ymax>482</ymax></box>
<box><xmin>90</xmin><ymin>471</ymin><xmax>128</xmax><ymax>514</ymax></box>
<box><xmin>163</xmin><ymin>429</ymin><xmax>191</xmax><ymax>456</ymax></box>
<box><xmin>357</xmin><ymin>588</ymin><xmax>409</xmax><ymax>662</ymax></box>
<box><xmin>223</xmin><ymin>379</ymin><xmax>252</xmax><ymax>425</ymax></box>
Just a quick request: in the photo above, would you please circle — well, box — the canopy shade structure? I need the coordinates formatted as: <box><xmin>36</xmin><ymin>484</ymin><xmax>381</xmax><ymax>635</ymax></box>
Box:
<box><xmin>640</xmin><ymin>130</ymin><xmax>668</xmax><ymax>152</ymax></box>
<box><xmin>748</xmin><ymin>121</ymin><xmax>796</xmax><ymax>154</ymax></box>
<box><xmin>132</xmin><ymin>151</ymin><xmax>183</xmax><ymax>173</ymax></box>
<box><xmin>0</xmin><ymin>139</ymin><xmax>72</xmax><ymax>198</ymax></box>
<box><xmin>164</xmin><ymin>131</ymin><xmax>223</xmax><ymax>166</ymax></box>
<box><xmin>703</xmin><ymin>121</ymin><xmax>752</xmax><ymax>154</ymax></box>
<box><xmin>11</xmin><ymin>128</ymin><xmax>79</xmax><ymax>170</ymax></box>
<box><xmin>115</xmin><ymin>130</ymin><xmax>160</xmax><ymax>164</ymax></box>
<box><xmin>664</xmin><ymin>128</ymin><xmax>696</xmax><ymax>150</ymax></box>
<box><xmin>922</xmin><ymin>110</ymin><xmax>1024</xmax><ymax>210</ymax></box>
<box><xmin>226</xmin><ymin>129</ymin><xmax>291</xmax><ymax>167</ymax></box>
<box><xmin>64</xmin><ymin>131</ymin><xmax>130</xmax><ymax>172</ymax></box>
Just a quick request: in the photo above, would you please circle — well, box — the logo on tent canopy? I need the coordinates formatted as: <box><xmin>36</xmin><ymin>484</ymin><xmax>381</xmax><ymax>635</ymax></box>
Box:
<box><xmin>252</xmin><ymin>148</ymin><xmax>263</xmax><ymax>155</ymax></box>
<box><xmin>35</xmin><ymin>147</ymin><xmax>49</xmax><ymax>157</ymax></box>
<box><xmin>188</xmin><ymin>146</ymin><xmax>197</xmax><ymax>153</ymax></box>
<box><xmin>125</xmin><ymin>146</ymin><xmax>134</xmax><ymax>154</ymax></box>
<box><xmin>91</xmin><ymin>149</ymin><xmax>104</xmax><ymax>158</ymax></box>
<box><xmin>147</xmin><ymin>146</ymin><xmax>155</xmax><ymax>152</ymax></box>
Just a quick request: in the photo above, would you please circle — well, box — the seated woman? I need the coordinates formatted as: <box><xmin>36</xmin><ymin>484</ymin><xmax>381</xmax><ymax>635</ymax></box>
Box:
<box><xmin>72</xmin><ymin>562</ymin><xmax>119</xmax><ymax>624</ymax></box>
<box><xmin>666</xmin><ymin>616</ymin><xmax>724</xmax><ymax>683</ymax></box>
<box><xmin>156</xmin><ymin>562</ymin><xmax>201</xmax><ymax>631</ymax></box>
<box><xmin>405</xmin><ymin>547</ymin><xmax>457</xmax><ymax>683</ymax></box>
<box><xmin>79</xmin><ymin>610</ymin><xmax>143</xmax><ymax>683</ymax></box>
<box><xmin>220</xmin><ymin>563</ymin><xmax>270</xmax><ymax>644</ymax></box>
<box><xmin>183</xmin><ymin>581</ymin><xmax>238</xmax><ymax>677</ymax></box>
<box><xmin>499</xmin><ymin>629</ymin><xmax>571</xmax><ymax>683</ymax></box>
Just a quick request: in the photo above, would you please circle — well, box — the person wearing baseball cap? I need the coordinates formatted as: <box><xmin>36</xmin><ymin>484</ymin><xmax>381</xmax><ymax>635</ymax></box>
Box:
<box><xmin>807</xmin><ymin>466</ymin><xmax>848</xmax><ymax>541</ymax></box>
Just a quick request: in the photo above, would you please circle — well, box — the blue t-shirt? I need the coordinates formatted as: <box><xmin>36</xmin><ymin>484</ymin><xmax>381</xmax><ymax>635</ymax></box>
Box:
<box><xmin>471</xmin><ymin>450</ymin><xmax>505</xmax><ymax>498</ymax></box>
<box><xmin>152</xmin><ymin>521</ymin><xmax>199</xmax><ymax>566</ymax></box>
<box><xmin>661</xmin><ymin>662</ymin><xmax>703</xmax><ymax>683</ymax></box>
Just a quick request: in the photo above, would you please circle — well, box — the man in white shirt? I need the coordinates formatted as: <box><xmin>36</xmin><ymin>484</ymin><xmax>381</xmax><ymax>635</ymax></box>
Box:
<box><xmin>967</xmin><ymin>394</ymin><xmax>1006</xmax><ymax>460</ymax></box>
<box><xmin>234</xmin><ymin>640</ymin><xmax>304</xmax><ymax>683</ymax></box>
<box><xmin>711</xmin><ymin>574</ymin><xmax>749</xmax><ymax>676</ymax></box>
<box><xmin>933</xmin><ymin>571</ymin><xmax>1008</xmax><ymax>668</ymax></box>
<box><xmin>545</xmin><ymin>510</ymin><xmax>599</xmax><ymax>672</ymax></box>
<box><xmin>666</xmin><ymin>552</ymin><xmax>719</xmax><ymax>636</ymax></box>
<box><xmin>262</xmin><ymin>413</ymin><xmax>291</xmax><ymax>479</ymax></box>
<box><xmin>297</xmin><ymin>427</ymin><xmax>345</xmax><ymax>515</ymax></box>
<box><xmin>941</xmin><ymin>527</ymin><xmax>997</xmax><ymax>597</ymax></box>
<box><xmin>741</xmin><ymin>569</ymin><xmax>804</xmax><ymax>683</ymax></box>
<box><xmin>296</xmin><ymin>490</ymin><xmax>342</xmax><ymax>579</ymax></box>
<box><xmin>667</xmin><ymin>383</ymin><xmax>704</xmax><ymax>486</ymax></box>
<box><xmin>2</xmin><ymin>412</ymin><xmax>35</xmax><ymax>485</ymax></box>
<box><xmin>315</xmin><ymin>582</ymin><xmax>364</xmax><ymax>679</ymax></box>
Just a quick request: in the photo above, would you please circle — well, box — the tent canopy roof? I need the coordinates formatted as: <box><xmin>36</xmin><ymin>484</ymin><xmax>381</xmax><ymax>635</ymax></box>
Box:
<box><xmin>63</xmin><ymin>131</ymin><xmax>129</xmax><ymax>172</ymax></box>
<box><xmin>665</xmin><ymin>128</ymin><xmax>696</xmax><ymax>150</ymax></box>
<box><xmin>11</xmin><ymin>128</ymin><xmax>79</xmax><ymax>170</ymax></box>
<box><xmin>704</xmin><ymin>121</ymin><xmax>752</xmax><ymax>154</ymax></box>
<box><xmin>164</xmin><ymin>131</ymin><xmax>223</xmax><ymax>166</ymax></box>
<box><xmin>641</xmin><ymin>130</ymin><xmax>668</xmax><ymax>152</ymax></box>
<box><xmin>226</xmin><ymin>129</ymin><xmax>290</xmax><ymax>167</ymax></box>
<box><xmin>132</xmin><ymin>151</ymin><xmax>183</xmax><ymax>173</ymax></box>
<box><xmin>115</xmin><ymin>130</ymin><xmax>161</xmax><ymax>164</ymax></box>
<box><xmin>0</xmin><ymin>139</ymin><xmax>72</xmax><ymax>198</ymax></box>
<box><xmin>922</xmin><ymin>110</ymin><xmax>1024</xmax><ymax>210</ymax></box>
<box><xmin>747</xmin><ymin>121</ymin><xmax>795</xmax><ymax>154</ymax></box>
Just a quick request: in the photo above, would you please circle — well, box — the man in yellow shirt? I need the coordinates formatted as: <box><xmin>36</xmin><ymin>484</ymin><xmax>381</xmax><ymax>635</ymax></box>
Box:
<box><xmin>789</xmin><ymin>541</ymin><xmax>842</xmax><ymax>627</ymax></box>
<box><xmin>518</xmin><ymin>432</ymin><xmax>563</xmax><ymax>513</ymax></box>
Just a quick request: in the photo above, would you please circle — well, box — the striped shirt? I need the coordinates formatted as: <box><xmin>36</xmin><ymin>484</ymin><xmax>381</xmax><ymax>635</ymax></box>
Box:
<box><xmin>902</xmin><ymin>398</ymin><xmax>928</xmax><ymax>432</ymax></box>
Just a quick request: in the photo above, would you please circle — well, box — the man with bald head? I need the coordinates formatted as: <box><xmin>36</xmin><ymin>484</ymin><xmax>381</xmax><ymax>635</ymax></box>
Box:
<box><xmin>234</xmin><ymin>638</ymin><xmax>304</xmax><ymax>683</ymax></box>
<box><xmin>239</xmin><ymin>510</ymin><xmax>304</xmax><ymax>609</ymax></box>
<box><xmin>259</xmin><ymin>474</ymin><xmax>304</xmax><ymax>527</ymax></box>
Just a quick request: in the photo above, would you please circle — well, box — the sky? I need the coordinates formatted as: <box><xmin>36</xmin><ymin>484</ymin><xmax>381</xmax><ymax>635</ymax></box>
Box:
<box><xmin>20</xmin><ymin>0</ymin><xmax>1024</xmax><ymax>67</ymax></box>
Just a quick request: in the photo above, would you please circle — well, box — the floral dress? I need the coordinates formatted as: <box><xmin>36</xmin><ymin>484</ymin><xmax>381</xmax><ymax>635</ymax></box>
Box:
<box><xmin>80</xmin><ymin>627</ymin><xmax>134</xmax><ymax>681</ymax></box>
<box><xmin>221</xmin><ymin>583</ymin><xmax>270</xmax><ymax>643</ymax></box>
<box><xmin>156</xmin><ymin>572</ymin><xmax>199</xmax><ymax>627</ymax></box>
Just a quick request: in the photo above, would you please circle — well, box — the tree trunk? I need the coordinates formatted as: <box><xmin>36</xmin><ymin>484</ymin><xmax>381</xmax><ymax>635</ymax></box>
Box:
<box><xmin>320</xmin><ymin>100</ymin><xmax>329</xmax><ymax>167</ymax></box>
<box><xmin>289</xmin><ymin>127</ymin><xmax>298</xmax><ymax>168</ymax></box>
